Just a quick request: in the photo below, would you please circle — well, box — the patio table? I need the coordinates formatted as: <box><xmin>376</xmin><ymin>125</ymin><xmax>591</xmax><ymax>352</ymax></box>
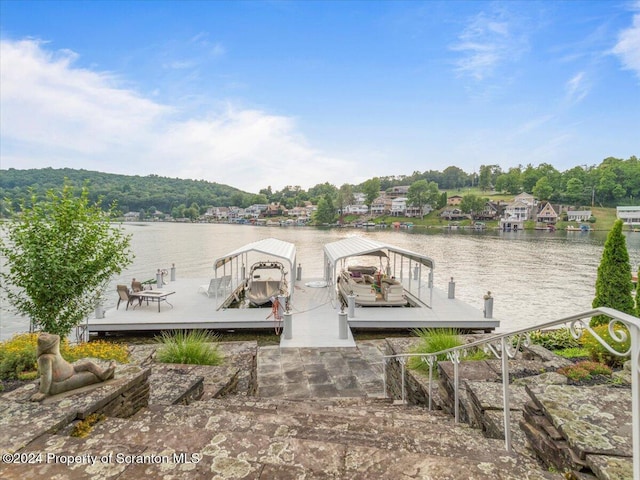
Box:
<box><xmin>133</xmin><ymin>289</ymin><xmax>175</xmax><ymax>312</ymax></box>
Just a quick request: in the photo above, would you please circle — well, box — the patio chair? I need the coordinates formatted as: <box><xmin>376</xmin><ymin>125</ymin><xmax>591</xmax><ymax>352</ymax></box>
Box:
<box><xmin>116</xmin><ymin>284</ymin><xmax>140</xmax><ymax>310</ymax></box>
<box><xmin>199</xmin><ymin>275</ymin><xmax>232</xmax><ymax>298</ymax></box>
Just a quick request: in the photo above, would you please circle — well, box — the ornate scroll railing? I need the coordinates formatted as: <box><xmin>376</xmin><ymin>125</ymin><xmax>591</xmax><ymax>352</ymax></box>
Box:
<box><xmin>382</xmin><ymin>307</ymin><xmax>639</xmax><ymax>479</ymax></box>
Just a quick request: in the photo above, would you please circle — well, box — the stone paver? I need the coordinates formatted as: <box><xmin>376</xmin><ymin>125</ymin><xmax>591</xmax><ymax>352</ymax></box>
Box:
<box><xmin>256</xmin><ymin>343</ymin><xmax>385</xmax><ymax>399</ymax></box>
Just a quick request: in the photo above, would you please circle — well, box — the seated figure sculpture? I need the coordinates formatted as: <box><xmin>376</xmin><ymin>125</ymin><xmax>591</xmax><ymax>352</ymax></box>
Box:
<box><xmin>30</xmin><ymin>332</ymin><xmax>116</xmax><ymax>402</ymax></box>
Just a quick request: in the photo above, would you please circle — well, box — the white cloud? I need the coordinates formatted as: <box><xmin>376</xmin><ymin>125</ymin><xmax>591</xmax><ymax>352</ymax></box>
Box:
<box><xmin>611</xmin><ymin>4</ymin><xmax>640</xmax><ymax>79</ymax></box>
<box><xmin>565</xmin><ymin>71</ymin><xmax>590</xmax><ymax>104</ymax></box>
<box><xmin>0</xmin><ymin>39</ymin><xmax>355</xmax><ymax>192</ymax></box>
<box><xmin>451</xmin><ymin>8</ymin><xmax>528</xmax><ymax>81</ymax></box>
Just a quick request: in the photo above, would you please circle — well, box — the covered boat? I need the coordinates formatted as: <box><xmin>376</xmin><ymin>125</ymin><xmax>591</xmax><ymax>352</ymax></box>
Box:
<box><xmin>245</xmin><ymin>261</ymin><xmax>288</xmax><ymax>306</ymax></box>
<box><xmin>324</xmin><ymin>237</ymin><xmax>435</xmax><ymax>308</ymax></box>
<box><xmin>212</xmin><ymin>238</ymin><xmax>296</xmax><ymax>309</ymax></box>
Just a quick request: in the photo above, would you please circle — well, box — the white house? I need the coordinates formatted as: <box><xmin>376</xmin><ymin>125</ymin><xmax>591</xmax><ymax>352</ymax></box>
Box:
<box><xmin>504</xmin><ymin>200</ymin><xmax>532</xmax><ymax>221</ymax></box>
<box><xmin>391</xmin><ymin>197</ymin><xmax>408</xmax><ymax>216</ymax></box>
<box><xmin>617</xmin><ymin>206</ymin><xmax>640</xmax><ymax>226</ymax></box>
<box><xmin>344</xmin><ymin>204</ymin><xmax>369</xmax><ymax>215</ymax></box>
<box><xmin>567</xmin><ymin>210</ymin><xmax>592</xmax><ymax>222</ymax></box>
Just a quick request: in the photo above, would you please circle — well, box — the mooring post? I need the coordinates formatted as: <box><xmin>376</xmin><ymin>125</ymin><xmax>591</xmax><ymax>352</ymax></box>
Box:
<box><xmin>283</xmin><ymin>311</ymin><xmax>292</xmax><ymax>339</ymax></box>
<box><xmin>277</xmin><ymin>295</ymin><xmax>287</xmax><ymax>319</ymax></box>
<box><xmin>156</xmin><ymin>269</ymin><xmax>162</xmax><ymax>289</ymax></box>
<box><xmin>348</xmin><ymin>294</ymin><xmax>355</xmax><ymax>318</ymax></box>
<box><xmin>170</xmin><ymin>263</ymin><xmax>176</xmax><ymax>281</ymax></box>
<box><xmin>338</xmin><ymin>309</ymin><xmax>348</xmax><ymax>339</ymax></box>
<box><xmin>484</xmin><ymin>291</ymin><xmax>494</xmax><ymax>318</ymax></box>
<box><xmin>448</xmin><ymin>277</ymin><xmax>456</xmax><ymax>299</ymax></box>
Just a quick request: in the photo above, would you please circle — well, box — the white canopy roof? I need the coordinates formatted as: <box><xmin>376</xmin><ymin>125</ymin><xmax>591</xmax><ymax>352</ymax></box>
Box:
<box><xmin>214</xmin><ymin>237</ymin><xmax>297</xmax><ymax>272</ymax></box>
<box><xmin>323</xmin><ymin>237</ymin><xmax>435</xmax><ymax>270</ymax></box>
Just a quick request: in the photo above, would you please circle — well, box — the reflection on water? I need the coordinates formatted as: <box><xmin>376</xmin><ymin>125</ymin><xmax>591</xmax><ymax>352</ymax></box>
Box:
<box><xmin>2</xmin><ymin>223</ymin><xmax>639</xmax><ymax>339</ymax></box>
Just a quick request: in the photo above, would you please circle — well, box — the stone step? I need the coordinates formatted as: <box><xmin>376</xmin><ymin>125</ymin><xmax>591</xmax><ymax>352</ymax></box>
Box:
<box><xmin>199</xmin><ymin>395</ymin><xmax>448</xmax><ymax>424</ymax></box>
<box><xmin>5</xmin><ymin>428</ymin><xmax>560</xmax><ymax>480</ymax></box>
<box><xmin>123</xmin><ymin>404</ymin><xmax>493</xmax><ymax>457</ymax></box>
<box><xmin>118</xmin><ymin>401</ymin><xmax>553</xmax><ymax>477</ymax></box>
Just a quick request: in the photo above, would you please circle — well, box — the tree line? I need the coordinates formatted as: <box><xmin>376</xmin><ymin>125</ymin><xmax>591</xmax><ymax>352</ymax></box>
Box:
<box><xmin>1</xmin><ymin>156</ymin><xmax>637</xmax><ymax>218</ymax></box>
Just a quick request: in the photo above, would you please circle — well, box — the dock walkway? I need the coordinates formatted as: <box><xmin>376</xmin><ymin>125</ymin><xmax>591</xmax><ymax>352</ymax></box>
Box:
<box><xmin>86</xmin><ymin>275</ymin><xmax>499</xmax><ymax>348</ymax></box>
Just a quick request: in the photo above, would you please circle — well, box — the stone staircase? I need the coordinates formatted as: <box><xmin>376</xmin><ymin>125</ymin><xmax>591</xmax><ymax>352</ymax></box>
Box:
<box><xmin>7</xmin><ymin>396</ymin><xmax>559</xmax><ymax>479</ymax></box>
<box><xmin>1</xmin><ymin>341</ymin><xmax>563</xmax><ymax>479</ymax></box>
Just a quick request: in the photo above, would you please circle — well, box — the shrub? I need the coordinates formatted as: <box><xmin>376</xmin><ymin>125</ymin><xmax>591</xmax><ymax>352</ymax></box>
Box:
<box><xmin>61</xmin><ymin>340</ymin><xmax>129</xmax><ymax>364</ymax></box>
<box><xmin>580</xmin><ymin>324</ymin><xmax>631</xmax><ymax>367</ymax></box>
<box><xmin>155</xmin><ymin>330</ymin><xmax>223</xmax><ymax>366</ymax></box>
<box><xmin>0</xmin><ymin>333</ymin><xmax>129</xmax><ymax>380</ymax></box>
<box><xmin>0</xmin><ymin>333</ymin><xmax>38</xmax><ymax>379</ymax></box>
<box><xmin>528</xmin><ymin>328</ymin><xmax>580</xmax><ymax>351</ymax></box>
<box><xmin>554</xmin><ymin>347</ymin><xmax>589</xmax><ymax>359</ymax></box>
<box><xmin>557</xmin><ymin>360</ymin><xmax>612</xmax><ymax>382</ymax></box>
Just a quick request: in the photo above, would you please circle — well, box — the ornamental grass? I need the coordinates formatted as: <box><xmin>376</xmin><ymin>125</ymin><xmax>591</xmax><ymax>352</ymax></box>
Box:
<box><xmin>155</xmin><ymin>330</ymin><xmax>223</xmax><ymax>366</ymax></box>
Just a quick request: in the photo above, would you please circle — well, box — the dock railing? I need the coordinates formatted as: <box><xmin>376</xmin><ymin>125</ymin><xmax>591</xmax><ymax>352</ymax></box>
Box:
<box><xmin>382</xmin><ymin>307</ymin><xmax>639</xmax><ymax>479</ymax></box>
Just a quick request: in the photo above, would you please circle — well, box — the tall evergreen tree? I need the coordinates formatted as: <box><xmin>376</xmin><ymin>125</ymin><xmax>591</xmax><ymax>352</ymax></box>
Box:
<box><xmin>591</xmin><ymin>219</ymin><xmax>635</xmax><ymax>326</ymax></box>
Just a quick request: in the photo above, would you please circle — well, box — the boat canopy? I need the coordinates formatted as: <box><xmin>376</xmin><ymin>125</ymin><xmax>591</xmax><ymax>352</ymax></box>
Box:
<box><xmin>323</xmin><ymin>237</ymin><xmax>436</xmax><ymax>307</ymax></box>
<box><xmin>323</xmin><ymin>237</ymin><xmax>435</xmax><ymax>272</ymax></box>
<box><xmin>213</xmin><ymin>238</ymin><xmax>297</xmax><ymax>298</ymax></box>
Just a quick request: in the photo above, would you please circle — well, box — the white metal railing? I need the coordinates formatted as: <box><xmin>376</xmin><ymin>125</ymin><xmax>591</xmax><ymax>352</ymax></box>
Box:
<box><xmin>382</xmin><ymin>307</ymin><xmax>639</xmax><ymax>480</ymax></box>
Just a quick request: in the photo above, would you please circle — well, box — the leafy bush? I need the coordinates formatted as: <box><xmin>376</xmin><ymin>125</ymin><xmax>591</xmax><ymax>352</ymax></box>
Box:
<box><xmin>557</xmin><ymin>360</ymin><xmax>612</xmax><ymax>382</ymax></box>
<box><xmin>580</xmin><ymin>324</ymin><xmax>631</xmax><ymax>367</ymax></box>
<box><xmin>61</xmin><ymin>340</ymin><xmax>129</xmax><ymax>364</ymax></box>
<box><xmin>528</xmin><ymin>328</ymin><xmax>580</xmax><ymax>350</ymax></box>
<box><xmin>155</xmin><ymin>330</ymin><xmax>223</xmax><ymax>366</ymax></box>
<box><xmin>554</xmin><ymin>347</ymin><xmax>589</xmax><ymax>359</ymax></box>
<box><xmin>0</xmin><ymin>333</ymin><xmax>129</xmax><ymax>380</ymax></box>
<box><xmin>0</xmin><ymin>333</ymin><xmax>38</xmax><ymax>379</ymax></box>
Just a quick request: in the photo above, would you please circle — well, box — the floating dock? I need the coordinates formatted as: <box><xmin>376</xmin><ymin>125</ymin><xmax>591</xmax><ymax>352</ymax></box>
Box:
<box><xmin>84</xmin><ymin>276</ymin><xmax>499</xmax><ymax>347</ymax></box>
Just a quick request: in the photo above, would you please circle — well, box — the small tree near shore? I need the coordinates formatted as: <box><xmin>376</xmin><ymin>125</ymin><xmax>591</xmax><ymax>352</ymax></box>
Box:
<box><xmin>591</xmin><ymin>219</ymin><xmax>635</xmax><ymax>326</ymax></box>
<box><xmin>0</xmin><ymin>184</ymin><xmax>133</xmax><ymax>338</ymax></box>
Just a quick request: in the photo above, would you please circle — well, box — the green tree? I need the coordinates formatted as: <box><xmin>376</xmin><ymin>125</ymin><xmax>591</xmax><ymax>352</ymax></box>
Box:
<box><xmin>495</xmin><ymin>167</ymin><xmax>522</xmax><ymax>194</ymax></box>
<box><xmin>459</xmin><ymin>194</ymin><xmax>487</xmax><ymax>220</ymax></box>
<box><xmin>591</xmin><ymin>219</ymin><xmax>635</xmax><ymax>326</ymax></box>
<box><xmin>314</xmin><ymin>194</ymin><xmax>336</xmax><ymax>224</ymax></box>
<box><xmin>362</xmin><ymin>178</ymin><xmax>381</xmax><ymax>207</ymax></box>
<box><xmin>565</xmin><ymin>177</ymin><xmax>585</xmax><ymax>204</ymax></box>
<box><xmin>478</xmin><ymin>165</ymin><xmax>494</xmax><ymax>191</ymax></box>
<box><xmin>0</xmin><ymin>185</ymin><xmax>133</xmax><ymax>337</ymax></box>
<box><xmin>336</xmin><ymin>184</ymin><xmax>355</xmax><ymax>221</ymax></box>
<box><xmin>532</xmin><ymin>176</ymin><xmax>553</xmax><ymax>201</ymax></box>
<box><xmin>407</xmin><ymin>180</ymin><xmax>439</xmax><ymax>219</ymax></box>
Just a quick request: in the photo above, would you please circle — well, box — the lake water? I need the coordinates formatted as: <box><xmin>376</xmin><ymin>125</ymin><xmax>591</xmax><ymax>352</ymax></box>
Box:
<box><xmin>1</xmin><ymin>223</ymin><xmax>639</xmax><ymax>340</ymax></box>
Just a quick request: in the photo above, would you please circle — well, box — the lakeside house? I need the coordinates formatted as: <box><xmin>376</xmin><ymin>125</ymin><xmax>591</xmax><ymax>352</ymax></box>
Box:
<box><xmin>617</xmin><ymin>206</ymin><xmax>640</xmax><ymax>226</ymax></box>
<box><xmin>566</xmin><ymin>210</ymin><xmax>592</xmax><ymax>222</ymax></box>
<box><xmin>536</xmin><ymin>202</ymin><xmax>558</xmax><ymax>224</ymax></box>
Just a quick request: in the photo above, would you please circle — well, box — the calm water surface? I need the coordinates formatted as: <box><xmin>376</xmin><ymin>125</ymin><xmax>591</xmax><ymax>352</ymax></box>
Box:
<box><xmin>2</xmin><ymin>223</ymin><xmax>639</xmax><ymax>339</ymax></box>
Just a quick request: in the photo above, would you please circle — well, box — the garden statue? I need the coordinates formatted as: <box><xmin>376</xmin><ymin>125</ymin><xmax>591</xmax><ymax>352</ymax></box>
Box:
<box><xmin>30</xmin><ymin>332</ymin><xmax>116</xmax><ymax>402</ymax></box>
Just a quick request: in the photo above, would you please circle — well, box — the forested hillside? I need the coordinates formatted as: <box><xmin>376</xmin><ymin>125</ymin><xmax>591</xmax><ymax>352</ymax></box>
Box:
<box><xmin>0</xmin><ymin>168</ymin><xmax>253</xmax><ymax>217</ymax></box>
<box><xmin>1</xmin><ymin>155</ymin><xmax>638</xmax><ymax>218</ymax></box>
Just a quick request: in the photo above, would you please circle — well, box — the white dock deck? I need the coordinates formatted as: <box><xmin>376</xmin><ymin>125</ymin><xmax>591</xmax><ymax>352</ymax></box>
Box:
<box><xmin>86</xmin><ymin>276</ymin><xmax>499</xmax><ymax>348</ymax></box>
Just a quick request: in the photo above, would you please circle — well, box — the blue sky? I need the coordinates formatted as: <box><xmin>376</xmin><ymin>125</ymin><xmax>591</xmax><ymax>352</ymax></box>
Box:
<box><xmin>1</xmin><ymin>1</ymin><xmax>638</xmax><ymax>193</ymax></box>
